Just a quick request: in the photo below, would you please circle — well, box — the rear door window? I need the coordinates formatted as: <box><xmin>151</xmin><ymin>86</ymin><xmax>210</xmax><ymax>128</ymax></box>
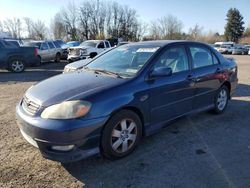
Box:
<box><xmin>53</xmin><ymin>41</ymin><xmax>61</xmax><ymax>48</ymax></box>
<box><xmin>48</xmin><ymin>42</ymin><xmax>55</xmax><ymax>49</ymax></box>
<box><xmin>189</xmin><ymin>46</ymin><xmax>214</xmax><ymax>68</ymax></box>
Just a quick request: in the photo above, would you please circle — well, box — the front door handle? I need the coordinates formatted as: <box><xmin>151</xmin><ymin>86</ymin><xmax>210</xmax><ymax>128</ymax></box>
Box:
<box><xmin>187</xmin><ymin>74</ymin><xmax>196</xmax><ymax>82</ymax></box>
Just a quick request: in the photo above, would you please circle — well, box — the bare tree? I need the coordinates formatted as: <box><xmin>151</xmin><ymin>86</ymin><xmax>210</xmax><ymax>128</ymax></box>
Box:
<box><xmin>188</xmin><ymin>24</ymin><xmax>203</xmax><ymax>40</ymax></box>
<box><xmin>0</xmin><ymin>21</ymin><xmax>3</xmax><ymax>32</ymax></box>
<box><xmin>51</xmin><ymin>13</ymin><xmax>67</xmax><ymax>39</ymax></box>
<box><xmin>149</xmin><ymin>15</ymin><xmax>183</xmax><ymax>40</ymax></box>
<box><xmin>32</xmin><ymin>20</ymin><xmax>47</xmax><ymax>40</ymax></box>
<box><xmin>136</xmin><ymin>22</ymin><xmax>148</xmax><ymax>41</ymax></box>
<box><xmin>3</xmin><ymin>18</ymin><xmax>22</xmax><ymax>38</ymax></box>
<box><xmin>60</xmin><ymin>1</ymin><xmax>78</xmax><ymax>40</ymax></box>
<box><xmin>23</xmin><ymin>17</ymin><xmax>34</xmax><ymax>38</ymax></box>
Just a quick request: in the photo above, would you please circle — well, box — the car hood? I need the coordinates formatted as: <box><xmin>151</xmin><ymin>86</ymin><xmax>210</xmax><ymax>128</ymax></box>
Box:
<box><xmin>25</xmin><ymin>71</ymin><xmax>125</xmax><ymax>106</ymax></box>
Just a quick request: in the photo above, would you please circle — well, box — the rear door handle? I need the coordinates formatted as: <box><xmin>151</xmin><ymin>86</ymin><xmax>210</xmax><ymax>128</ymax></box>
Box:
<box><xmin>216</xmin><ymin>68</ymin><xmax>223</xmax><ymax>73</ymax></box>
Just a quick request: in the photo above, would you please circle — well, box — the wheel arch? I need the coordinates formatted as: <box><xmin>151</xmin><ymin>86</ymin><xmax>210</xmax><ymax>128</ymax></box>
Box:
<box><xmin>222</xmin><ymin>81</ymin><xmax>231</xmax><ymax>95</ymax></box>
<box><xmin>101</xmin><ymin>106</ymin><xmax>146</xmax><ymax>138</ymax></box>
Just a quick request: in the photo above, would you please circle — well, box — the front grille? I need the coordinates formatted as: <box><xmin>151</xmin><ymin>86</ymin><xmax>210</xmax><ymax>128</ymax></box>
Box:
<box><xmin>69</xmin><ymin>49</ymin><xmax>80</xmax><ymax>56</ymax></box>
<box><xmin>22</xmin><ymin>96</ymin><xmax>40</xmax><ymax>115</ymax></box>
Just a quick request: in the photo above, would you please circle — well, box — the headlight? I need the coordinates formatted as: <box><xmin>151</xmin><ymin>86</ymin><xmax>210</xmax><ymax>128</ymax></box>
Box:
<box><xmin>41</xmin><ymin>100</ymin><xmax>91</xmax><ymax>119</ymax></box>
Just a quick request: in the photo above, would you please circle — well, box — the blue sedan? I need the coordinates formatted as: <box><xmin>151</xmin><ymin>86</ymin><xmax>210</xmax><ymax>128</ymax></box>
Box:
<box><xmin>16</xmin><ymin>40</ymin><xmax>238</xmax><ymax>163</ymax></box>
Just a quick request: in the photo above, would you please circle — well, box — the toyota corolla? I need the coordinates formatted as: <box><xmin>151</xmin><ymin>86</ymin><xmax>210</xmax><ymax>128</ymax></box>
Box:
<box><xmin>16</xmin><ymin>41</ymin><xmax>238</xmax><ymax>163</ymax></box>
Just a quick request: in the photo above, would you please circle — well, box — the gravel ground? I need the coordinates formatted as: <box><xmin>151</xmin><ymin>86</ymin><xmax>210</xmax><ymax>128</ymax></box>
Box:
<box><xmin>0</xmin><ymin>56</ymin><xmax>250</xmax><ymax>188</ymax></box>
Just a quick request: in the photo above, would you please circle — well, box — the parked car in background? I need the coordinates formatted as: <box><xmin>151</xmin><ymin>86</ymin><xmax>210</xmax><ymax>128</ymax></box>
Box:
<box><xmin>217</xmin><ymin>45</ymin><xmax>231</xmax><ymax>54</ymax></box>
<box><xmin>61</xmin><ymin>41</ymin><xmax>81</xmax><ymax>60</ymax></box>
<box><xmin>244</xmin><ymin>45</ymin><xmax>250</xmax><ymax>55</ymax></box>
<box><xmin>67</xmin><ymin>40</ymin><xmax>111</xmax><ymax>62</ymax></box>
<box><xmin>64</xmin><ymin>41</ymin><xmax>81</xmax><ymax>48</ymax></box>
<box><xmin>212</xmin><ymin>44</ymin><xmax>223</xmax><ymax>52</ymax></box>
<box><xmin>63</xmin><ymin>48</ymin><xmax>114</xmax><ymax>73</ymax></box>
<box><xmin>0</xmin><ymin>39</ymin><xmax>39</xmax><ymax>72</ymax></box>
<box><xmin>117</xmin><ymin>42</ymin><xmax>129</xmax><ymax>46</ymax></box>
<box><xmin>16</xmin><ymin>41</ymin><xmax>238</xmax><ymax>162</ymax></box>
<box><xmin>4</xmin><ymin>39</ymin><xmax>23</xmax><ymax>47</ymax></box>
<box><xmin>24</xmin><ymin>41</ymin><xmax>62</xmax><ymax>63</ymax></box>
<box><xmin>54</xmin><ymin>39</ymin><xmax>65</xmax><ymax>47</ymax></box>
<box><xmin>232</xmin><ymin>46</ymin><xmax>249</xmax><ymax>55</ymax></box>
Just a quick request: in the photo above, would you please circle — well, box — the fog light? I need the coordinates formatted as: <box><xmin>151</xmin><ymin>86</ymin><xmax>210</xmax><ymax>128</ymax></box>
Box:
<box><xmin>51</xmin><ymin>145</ymin><xmax>75</xmax><ymax>151</ymax></box>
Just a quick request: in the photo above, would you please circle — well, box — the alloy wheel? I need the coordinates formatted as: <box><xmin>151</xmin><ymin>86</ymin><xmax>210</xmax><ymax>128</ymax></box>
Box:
<box><xmin>111</xmin><ymin>119</ymin><xmax>137</xmax><ymax>153</ymax></box>
<box><xmin>11</xmin><ymin>60</ymin><xmax>24</xmax><ymax>72</ymax></box>
<box><xmin>217</xmin><ymin>89</ymin><xmax>228</xmax><ymax>111</ymax></box>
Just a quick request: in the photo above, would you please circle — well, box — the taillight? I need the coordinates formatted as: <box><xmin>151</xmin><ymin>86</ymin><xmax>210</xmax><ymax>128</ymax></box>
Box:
<box><xmin>34</xmin><ymin>48</ymin><xmax>38</xmax><ymax>56</ymax></box>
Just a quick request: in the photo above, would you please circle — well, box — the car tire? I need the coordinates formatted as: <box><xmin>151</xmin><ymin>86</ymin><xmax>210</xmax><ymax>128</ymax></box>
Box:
<box><xmin>8</xmin><ymin>58</ymin><xmax>25</xmax><ymax>73</ymax></box>
<box><xmin>55</xmin><ymin>53</ymin><xmax>61</xmax><ymax>63</ymax></box>
<box><xmin>213</xmin><ymin>85</ymin><xmax>229</xmax><ymax>114</ymax></box>
<box><xmin>101</xmin><ymin>110</ymin><xmax>142</xmax><ymax>160</ymax></box>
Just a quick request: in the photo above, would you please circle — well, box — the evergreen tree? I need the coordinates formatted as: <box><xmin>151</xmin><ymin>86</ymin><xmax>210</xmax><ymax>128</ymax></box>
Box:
<box><xmin>224</xmin><ymin>8</ymin><xmax>245</xmax><ymax>43</ymax></box>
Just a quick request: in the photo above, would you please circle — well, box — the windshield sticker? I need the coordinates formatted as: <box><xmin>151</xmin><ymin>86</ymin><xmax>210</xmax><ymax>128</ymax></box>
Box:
<box><xmin>136</xmin><ymin>47</ymin><xmax>160</xmax><ymax>53</ymax></box>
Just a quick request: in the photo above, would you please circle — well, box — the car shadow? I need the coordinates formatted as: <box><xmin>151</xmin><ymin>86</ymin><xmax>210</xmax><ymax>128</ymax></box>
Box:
<box><xmin>62</xmin><ymin>90</ymin><xmax>250</xmax><ymax>187</ymax></box>
<box><xmin>233</xmin><ymin>83</ymin><xmax>250</xmax><ymax>97</ymax></box>
<box><xmin>0</xmin><ymin>61</ymin><xmax>68</xmax><ymax>83</ymax></box>
<box><xmin>62</xmin><ymin>84</ymin><xmax>250</xmax><ymax>187</ymax></box>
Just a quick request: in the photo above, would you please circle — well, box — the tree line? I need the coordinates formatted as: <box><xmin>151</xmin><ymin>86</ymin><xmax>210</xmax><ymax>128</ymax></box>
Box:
<box><xmin>0</xmin><ymin>0</ymin><xmax>249</xmax><ymax>44</ymax></box>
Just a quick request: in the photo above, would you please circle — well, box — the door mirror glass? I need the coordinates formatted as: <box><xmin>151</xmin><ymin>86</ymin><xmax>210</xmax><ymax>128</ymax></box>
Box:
<box><xmin>150</xmin><ymin>67</ymin><xmax>172</xmax><ymax>78</ymax></box>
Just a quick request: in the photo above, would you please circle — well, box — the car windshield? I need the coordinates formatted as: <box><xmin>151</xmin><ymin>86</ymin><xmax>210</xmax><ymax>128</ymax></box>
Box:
<box><xmin>80</xmin><ymin>41</ymin><xmax>97</xmax><ymax>47</ymax></box>
<box><xmin>85</xmin><ymin>44</ymin><xmax>160</xmax><ymax>78</ymax></box>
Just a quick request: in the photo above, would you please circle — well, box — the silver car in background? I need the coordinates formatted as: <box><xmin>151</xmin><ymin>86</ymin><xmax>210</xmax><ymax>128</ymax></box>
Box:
<box><xmin>24</xmin><ymin>41</ymin><xmax>62</xmax><ymax>63</ymax></box>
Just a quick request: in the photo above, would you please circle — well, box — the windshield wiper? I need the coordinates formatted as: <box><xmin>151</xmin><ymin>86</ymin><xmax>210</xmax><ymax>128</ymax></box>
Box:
<box><xmin>93</xmin><ymin>69</ymin><xmax>124</xmax><ymax>78</ymax></box>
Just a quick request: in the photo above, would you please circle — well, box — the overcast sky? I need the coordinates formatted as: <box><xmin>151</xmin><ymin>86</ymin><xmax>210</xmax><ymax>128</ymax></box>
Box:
<box><xmin>0</xmin><ymin>0</ymin><xmax>249</xmax><ymax>34</ymax></box>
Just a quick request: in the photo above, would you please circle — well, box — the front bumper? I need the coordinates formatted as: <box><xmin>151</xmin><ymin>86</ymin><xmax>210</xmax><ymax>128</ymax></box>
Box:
<box><xmin>16</xmin><ymin>102</ymin><xmax>109</xmax><ymax>163</ymax></box>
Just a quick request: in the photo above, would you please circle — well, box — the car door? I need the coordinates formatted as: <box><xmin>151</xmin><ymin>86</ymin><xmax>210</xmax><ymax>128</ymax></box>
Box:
<box><xmin>188</xmin><ymin>44</ymin><xmax>221</xmax><ymax>109</ymax></box>
<box><xmin>39</xmin><ymin>42</ymin><xmax>50</xmax><ymax>62</ymax></box>
<box><xmin>148</xmin><ymin>45</ymin><xmax>195</xmax><ymax>126</ymax></box>
<box><xmin>47</xmin><ymin>42</ymin><xmax>56</xmax><ymax>60</ymax></box>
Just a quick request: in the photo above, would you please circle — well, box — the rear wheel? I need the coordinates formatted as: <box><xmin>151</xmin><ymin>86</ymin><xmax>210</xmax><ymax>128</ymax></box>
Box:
<box><xmin>101</xmin><ymin>110</ymin><xmax>142</xmax><ymax>160</ymax></box>
<box><xmin>213</xmin><ymin>85</ymin><xmax>229</xmax><ymax>114</ymax></box>
<box><xmin>8</xmin><ymin>58</ymin><xmax>25</xmax><ymax>73</ymax></box>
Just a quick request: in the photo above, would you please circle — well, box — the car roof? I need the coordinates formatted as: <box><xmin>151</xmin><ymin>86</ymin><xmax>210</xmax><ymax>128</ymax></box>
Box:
<box><xmin>127</xmin><ymin>40</ymin><xmax>209</xmax><ymax>47</ymax></box>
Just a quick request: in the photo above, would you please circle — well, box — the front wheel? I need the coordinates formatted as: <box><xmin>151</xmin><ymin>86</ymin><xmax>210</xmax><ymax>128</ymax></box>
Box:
<box><xmin>8</xmin><ymin>58</ymin><xmax>25</xmax><ymax>73</ymax></box>
<box><xmin>101</xmin><ymin>110</ymin><xmax>142</xmax><ymax>160</ymax></box>
<box><xmin>213</xmin><ymin>86</ymin><xmax>229</xmax><ymax>114</ymax></box>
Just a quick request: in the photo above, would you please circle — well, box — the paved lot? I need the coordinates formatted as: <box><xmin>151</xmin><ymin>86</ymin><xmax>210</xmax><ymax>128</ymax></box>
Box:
<box><xmin>0</xmin><ymin>56</ymin><xmax>250</xmax><ymax>188</ymax></box>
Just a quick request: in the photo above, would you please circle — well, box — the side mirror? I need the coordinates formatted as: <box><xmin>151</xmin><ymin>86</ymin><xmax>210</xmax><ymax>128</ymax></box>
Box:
<box><xmin>149</xmin><ymin>67</ymin><xmax>172</xmax><ymax>79</ymax></box>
